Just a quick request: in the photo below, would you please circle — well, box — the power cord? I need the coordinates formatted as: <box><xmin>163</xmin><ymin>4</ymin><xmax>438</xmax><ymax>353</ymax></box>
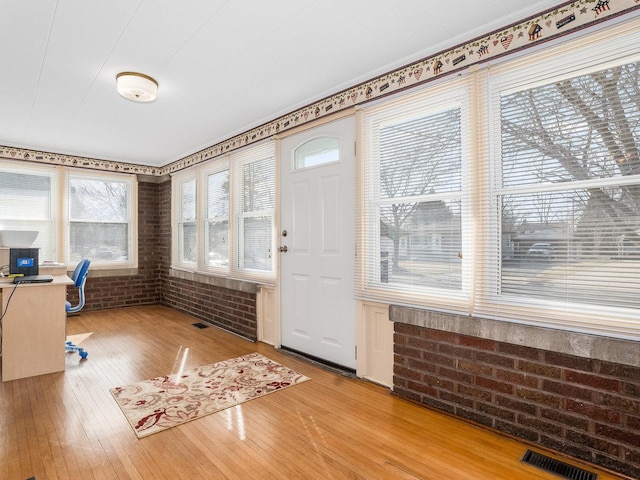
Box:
<box><xmin>0</xmin><ymin>281</ymin><xmax>23</xmax><ymax>354</ymax></box>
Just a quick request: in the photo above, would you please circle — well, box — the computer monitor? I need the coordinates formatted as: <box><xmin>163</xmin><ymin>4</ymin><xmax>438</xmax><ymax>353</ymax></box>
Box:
<box><xmin>9</xmin><ymin>248</ymin><xmax>39</xmax><ymax>275</ymax></box>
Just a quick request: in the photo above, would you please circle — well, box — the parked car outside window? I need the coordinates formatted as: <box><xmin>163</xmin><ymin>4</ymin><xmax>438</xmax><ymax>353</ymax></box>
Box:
<box><xmin>527</xmin><ymin>242</ymin><xmax>555</xmax><ymax>260</ymax></box>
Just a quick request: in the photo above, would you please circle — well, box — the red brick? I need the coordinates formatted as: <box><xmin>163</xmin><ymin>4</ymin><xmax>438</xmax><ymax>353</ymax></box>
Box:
<box><xmin>407</xmin><ymin>336</ymin><xmax>440</xmax><ymax>352</ymax></box>
<box><xmin>496</xmin><ymin>368</ymin><xmax>538</xmax><ymax>388</ymax></box>
<box><xmin>458</xmin><ymin>384</ymin><xmax>492</xmax><ymax>402</ymax></box>
<box><xmin>423</xmin><ymin>351</ymin><xmax>455</xmax><ymax>368</ymax></box>
<box><xmin>457</xmin><ymin>360</ymin><xmax>492</xmax><ymax>376</ymax></box>
<box><xmin>395</xmin><ymin>365</ymin><xmax>422</xmax><ymax>381</ymax></box>
<box><xmin>517</xmin><ymin>360</ymin><xmax>561</xmax><ymax>379</ymax></box>
<box><xmin>459</xmin><ymin>335</ymin><xmax>496</xmax><ymax>351</ymax></box>
<box><xmin>497</xmin><ymin>342</ymin><xmax>541</xmax><ymax>360</ymax></box>
<box><xmin>628</xmin><ymin>415</ymin><xmax>640</xmax><ymax>430</ymax></box>
<box><xmin>422</xmin><ymin>373</ymin><xmax>455</xmax><ymax>392</ymax></box>
<box><xmin>545</xmin><ymin>351</ymin><xmax>595</xmax><ymax>372</ymax></box>
<box><xmin>477</xmin><ymin>402</ymin><xmax>515</xmax><ymax>421</ymax></box>
<box><xmin>476</xmin><ymin>351</ymin><xmax>515</xmax><ymax>369</ymax></box>
<box><xmin>494</xmin><ymin>395</ymin><xmax>536</xmax><ymax>415</ymax></box>
<box><xmin>407</xmin><ymin>357</ymin><xmax>437</xmax><ymax>374</ymax></box>
<box><xmin>425</xmin><ymin>328</ymin><xmax>460</xmax><ymax>344</ymax></box>
<box><xmin>598</xmin><ymin>393</ymin><xmax>640</xmax><ymax>415</ymax></box>
<box><xmin>440</xmin><ymin>391</ymin><xmax>474</xmax><ymax>408</ymax></box>
<box><xmin>517</xmin><ymin>414</ymin><xmax>563</xmax><ymax>436</ymax></box>
<box><xmin>516</xmin><ymin>388</ymin><xmax>562</xmax><ymax>409</ymax></box>
<box><xmin>566</xmin><ymin>430</ymin><xmax>620</xmax><ymax>456</ymax></box>
<box><xmin>565</xmin><ymin>399</ymin><xmax>621</xmax><ymax>424</ymax></box>
<box><xmin>476</xmin><ymin>377</ymin><xmax>513</xmax><ymax>395</ymax></box>
<box><xmin>407</xmin><ymin>380</ymin><xmax>437</xmax><ymax>397</ymax></box>
<box><xmin>438</xmin><ymin>366</ymin><xmax>473</xmax><ymax>385</ymax></box>
<box><xmin>494</xmin><ymin>420</ymin><xmax>539</xmax><ymax>442</ymax></box>
<box><xmin>439</xmin><ymin>344</ymin><xmax>476</xmax><ymax>360</ymax></box>
<box><xmin>599</xmin><ymin>362</ymin><xmax>640</xmax><ymax>381</ymax></box>
<box><xmin>565</xmin><ymin>371</ymin><xmax>620</xmax><ymax>392</ymax></box>
<box><xmin>394</xmin><ymin>323</ymin><xmax>424</xmax><ymax>337</ymax></box>
<box><xmin>542</xmin><ymin>380</ymin><xmax>592</xmax><ymax>401</ymax></box>
<box><xmin>596</xmin><ymin>424</ymin><xmax>640</xmax><ymax>447</ymax></box>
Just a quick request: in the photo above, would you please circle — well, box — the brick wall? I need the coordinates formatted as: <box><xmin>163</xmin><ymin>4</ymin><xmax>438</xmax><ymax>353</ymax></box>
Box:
<box><xmin>68</xmin><ymin>180</ymin><xmax>163</xmax><ymax>310</ymax></box>
<box><xmin>67</xmin><ymin>178</ymin><xmax>257</xmax><ymax>337</ymax></box>
<box><xmin>162</xmin><ymin>277</ymin><xmax>257</xmax><ymax>340</ymax></box>
<box><xmin>394</xmin><ymin>322</ymin><xmax>640</xmax><ymax>479</ymax></box>
<box><xmin>156</xmin><ymin>180</ymin><xmax>258</xmax><ymax>340</ymax></box>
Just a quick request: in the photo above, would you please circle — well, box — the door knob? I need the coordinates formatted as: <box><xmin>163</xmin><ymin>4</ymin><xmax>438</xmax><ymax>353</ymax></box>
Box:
<box><xmin>279</xmin><ymin>245</ymin><xmax>288</xmax><ymax>253</ymax></box>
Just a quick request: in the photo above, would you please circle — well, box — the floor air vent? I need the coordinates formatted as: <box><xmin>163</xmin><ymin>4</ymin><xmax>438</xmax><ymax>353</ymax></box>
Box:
<box><xmin>192</xmin><ymin>322</ymin><xmax>210</xmax><ymax>329</ymax></box>
<box><xmin>521</xmin><ymin>450</ymin><xmax>597</xmax><ymax>480</ymax></box>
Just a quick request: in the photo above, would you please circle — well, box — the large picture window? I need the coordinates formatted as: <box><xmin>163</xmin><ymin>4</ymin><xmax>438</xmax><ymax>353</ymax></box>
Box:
<box><xmin>359</xmin><ymin>79</ymin><xmax>472</xmax><ymax>311</ymax></box>
<box><xmin>483</xmin><ymin>57</ymin><xmax>640</xmax><ymax>331</ymax></box>
<box><xmin>360</xmin><ymin>21</ymin><xmax>640</xmax><ymax>339</ymax></box>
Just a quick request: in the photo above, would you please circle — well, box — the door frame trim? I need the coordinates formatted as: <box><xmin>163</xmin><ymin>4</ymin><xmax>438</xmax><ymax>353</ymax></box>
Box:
<box><xmin>274</xmin><ymin>113</ymin><xmax>357</xmax><ymax>367</ymax></box>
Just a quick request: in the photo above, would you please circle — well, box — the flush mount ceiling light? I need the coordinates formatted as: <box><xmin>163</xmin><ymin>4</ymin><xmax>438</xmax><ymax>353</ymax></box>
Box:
<box><xmin>116</xmin><ymin>72</ymin><xmax>158</xmax><ymax>103</ymax></box>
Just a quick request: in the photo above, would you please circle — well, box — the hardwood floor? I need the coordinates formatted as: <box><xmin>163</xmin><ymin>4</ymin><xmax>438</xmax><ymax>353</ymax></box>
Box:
<box><xmin>0</xmin><ymin>305</ymin><xmax>624</xmax><ymax>479</ymax></box>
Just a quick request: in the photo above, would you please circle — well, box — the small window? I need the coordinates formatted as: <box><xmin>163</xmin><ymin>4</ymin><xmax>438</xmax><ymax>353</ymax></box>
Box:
<box><xmin>175</xmin><ymin>176</ymin><xmax>197</xmax><ymax>265</ymax></box>
<box><xmin>294</xmin><ymin>136</ymin><xmax>340</xmax><ymax>169</ymax></box>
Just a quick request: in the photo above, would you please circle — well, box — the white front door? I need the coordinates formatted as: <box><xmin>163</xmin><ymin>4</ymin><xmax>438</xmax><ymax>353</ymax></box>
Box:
<box><xmin>279</xmin><ymin>115</ymin><xmax>356</xmax><ymax>369</ymax></box>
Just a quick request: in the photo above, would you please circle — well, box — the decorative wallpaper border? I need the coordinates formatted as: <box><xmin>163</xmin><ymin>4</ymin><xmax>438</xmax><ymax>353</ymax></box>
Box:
<box><xmin>0</xmin><ymin>146</ymin><xmax>163</xmax><ymax>176</ymax></box>
<box><xmin>1</xmin><ymin>0</ymin><xmax>639</xmax><ymax>177</ymax></box>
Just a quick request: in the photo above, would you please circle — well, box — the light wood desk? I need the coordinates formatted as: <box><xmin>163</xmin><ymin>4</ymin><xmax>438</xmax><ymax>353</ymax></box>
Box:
<box><xmin>0</xmin><ymin>274</ymin><xmax>73</xmax><ymax>382</ymax></box>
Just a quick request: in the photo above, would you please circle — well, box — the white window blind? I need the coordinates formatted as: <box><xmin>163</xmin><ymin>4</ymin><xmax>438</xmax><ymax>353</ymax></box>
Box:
<box><xmin>0</xmin><ymin>162</ymin><xmax>57</xmax><ymax>260</ymax></box>
<box><xmin>476</xmin><ymin>20</ymin><xmax>640</xmax><ymax>338</ymax></box>
<box><xmin>174</xmin><ymin>175</ymin><xmax>197</xmax><ymax>265</ymax></box>
<box><xmin>67</xmin><ymin>171</ymin><xmax>136</xmax><ymax>267</ymax></box>
<box><xmin>233</xmin><ymin>143</ymin><xmax>275</xmax><ymax>279</ymax></box>
<box><xmin>358</xmin><ymin>77</ymin><xmax>473</xmax><ymax>313</ymax></box>
<box><xmin>202</xmin><ymin>161</ymin><xmax>230</xmax><ymax>271</ymax></box>
<box><xmin>170</xmin><ymin>141</ymin><xmax>275</xmax><ymax>281</ymax></box>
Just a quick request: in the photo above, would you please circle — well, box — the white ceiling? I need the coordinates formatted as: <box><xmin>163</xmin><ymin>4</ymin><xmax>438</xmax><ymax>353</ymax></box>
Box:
<box><xmin>0</xmin><ymin>0</ymin><xmax>562</xmax><ymax>167</ymax></box>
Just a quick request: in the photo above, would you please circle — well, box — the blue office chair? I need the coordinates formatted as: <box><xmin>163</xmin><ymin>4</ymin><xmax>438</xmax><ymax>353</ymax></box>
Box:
<box><xmin>65</xmin><ymin>259</ymin><xmax>91</xmax><ymax>359</ymax></box>
<box><xmin>66</xmin><ymin>258</ymin><xmax>91</xmax><ymax>314</ymax></box>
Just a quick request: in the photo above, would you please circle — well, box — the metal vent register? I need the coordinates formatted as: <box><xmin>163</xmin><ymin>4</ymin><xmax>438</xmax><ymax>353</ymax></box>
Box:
<box><xmin>521</xmin><ymin>450</ymin><xmax>597</xmax><ymax>480</ymax></box>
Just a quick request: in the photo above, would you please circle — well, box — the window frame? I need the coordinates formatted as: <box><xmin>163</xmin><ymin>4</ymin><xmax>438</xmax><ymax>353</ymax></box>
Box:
<box><xmin>358</xmin><ymin>77</ymin><xmax>473</xmax><ymax>314</ymax></box>
<box><xmin>170</xmin><ymin>141</ymin><xmax>276</xmax><ymax>283</ymax></box>
<box><xmin>477</xmin><ymin>24</ymin><xmax>640</xmax><ymax>339</ymax></box>
<box><xmin>0</xmin><ymin>160</ymin><xmax>138</xmax><ymax>270</ymax></box>
<box><xmin>200</xmin><ymin>158</ymin><xmax>230</xmax><ymax>274</ymax></box>
<box><xmin>172</xmin><ymin>171</ymin><xmax>198</xmax><ymax>269</ymax></box>
<box><xmin>357</xmin><ymin>19</ymin><xmax>640</xmax><ymax>340</ymax></box>
<box><xmin>65</xmin><ymin>168</ymin><xmax>138</xmax><ymax>269</ymax></box>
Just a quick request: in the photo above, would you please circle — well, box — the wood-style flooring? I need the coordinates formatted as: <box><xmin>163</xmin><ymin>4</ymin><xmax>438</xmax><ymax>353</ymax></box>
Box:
<box><xmin>0</xmin><ymin>305</ymin><xmax>624</xmax><ymax>479</ymax></box>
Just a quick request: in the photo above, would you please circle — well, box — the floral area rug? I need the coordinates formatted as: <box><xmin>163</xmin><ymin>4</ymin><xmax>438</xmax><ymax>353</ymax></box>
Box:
<box><xmin>110</xmin><ymin>352</ymin><xmax>310</xmax><ymax>438</ymax></box>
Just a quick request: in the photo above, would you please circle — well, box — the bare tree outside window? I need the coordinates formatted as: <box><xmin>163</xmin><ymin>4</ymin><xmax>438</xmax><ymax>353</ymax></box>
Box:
<box><xmin>376</xmin><ymin>108</ymin><xmax>463</xmax><ymax>289</ymax></box>
<box><xmin>499</xmin><ymin>61</ymin><xmax>640</xmax><ymax>306</ymax></box>
<box><xmin>69</xmin><ymin>177</ymin><xmax>131</xmax><ymax>263</ymax></box>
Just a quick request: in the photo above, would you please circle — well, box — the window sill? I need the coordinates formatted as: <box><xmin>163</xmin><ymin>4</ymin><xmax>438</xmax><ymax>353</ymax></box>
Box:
<box><xmin>390</xmin><ymin>305</ymin><xmax>640</xmax><ymax>368</ymax></box>
<box><xmin>76</xmin><ymin>266</ymin><xmax>139</xmax><ymax>278</ymax></box>
<box><xmin>169</xmin><ymin>267</ymin><xmax>264</xmax><ymax>294</ymax></box>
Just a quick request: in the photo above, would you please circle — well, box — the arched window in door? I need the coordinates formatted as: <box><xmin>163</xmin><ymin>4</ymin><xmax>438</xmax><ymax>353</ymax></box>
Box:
<box><xmin>294</xmin><ymin>136</ymin><xmax>340</xmax><ymax>169</ymax></box>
